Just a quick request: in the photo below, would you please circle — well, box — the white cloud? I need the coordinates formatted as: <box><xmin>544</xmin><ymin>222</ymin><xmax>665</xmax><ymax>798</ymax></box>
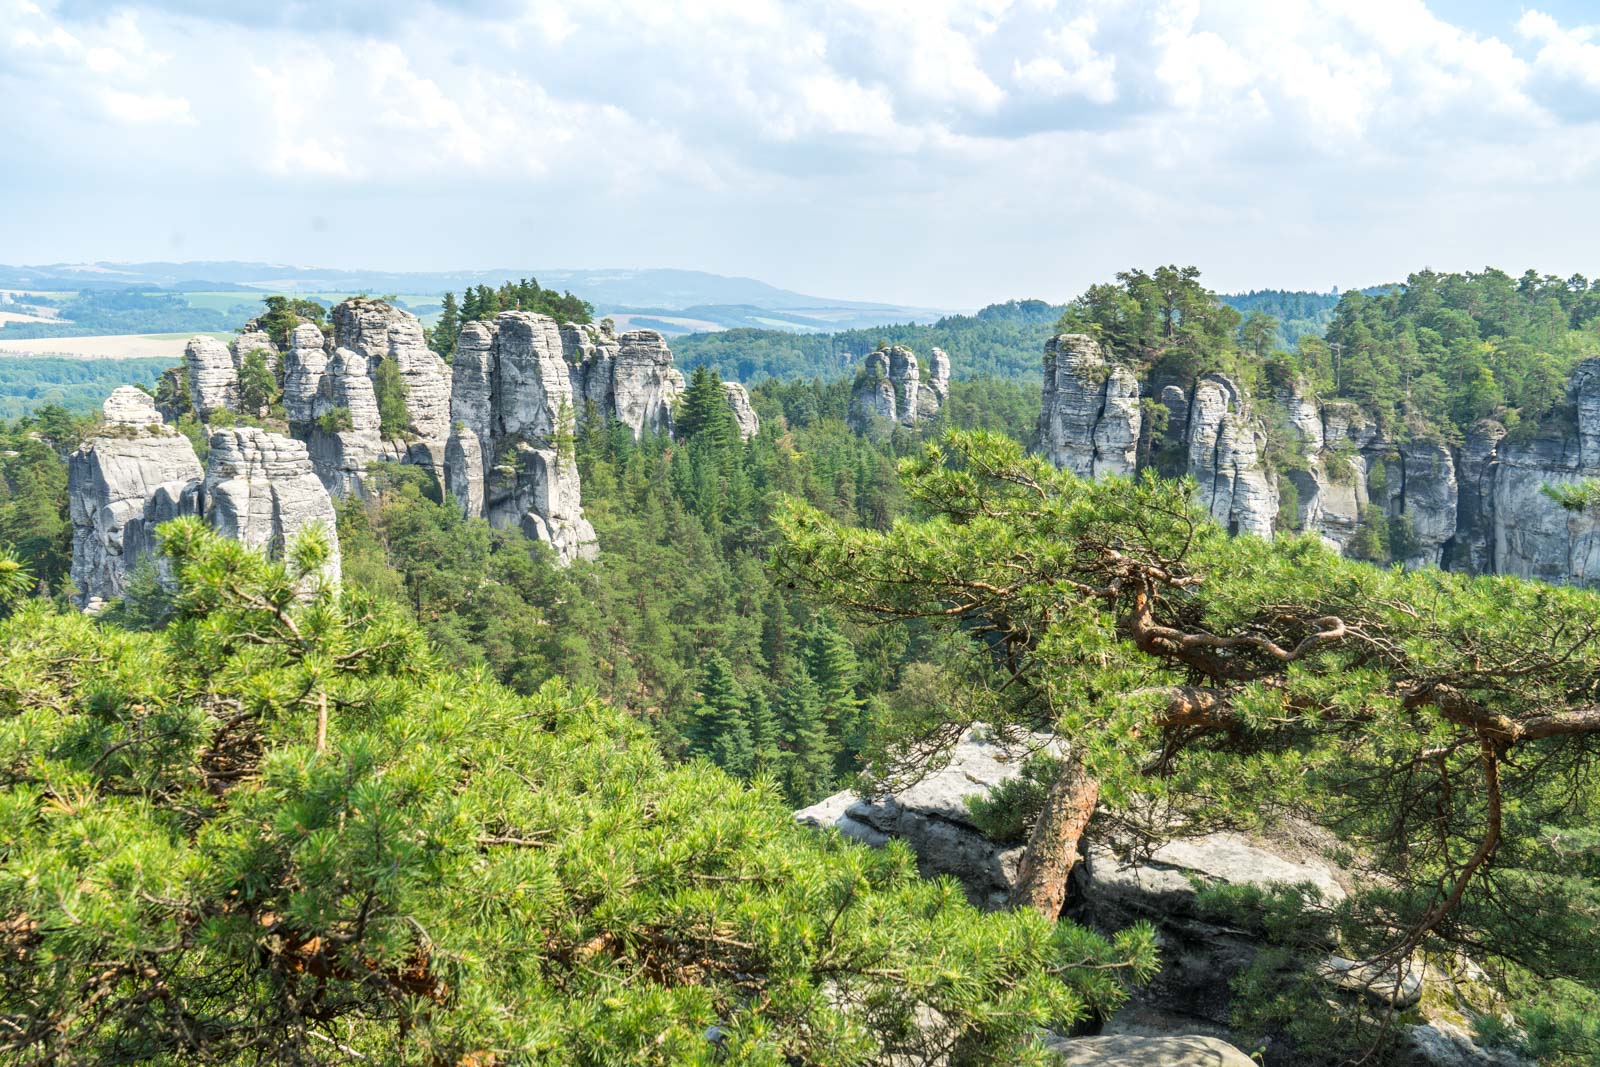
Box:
<box><xmin>4</xmin><ymin>0</ymin><xmax>1600</xmax><ymax>304</ymax></box>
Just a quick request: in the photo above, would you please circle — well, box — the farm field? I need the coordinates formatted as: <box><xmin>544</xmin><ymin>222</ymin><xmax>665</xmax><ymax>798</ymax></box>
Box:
<box><xmin>0</xmin><ymin>332</ymin><xmax>231</xmax><ymax>359</ymax></box>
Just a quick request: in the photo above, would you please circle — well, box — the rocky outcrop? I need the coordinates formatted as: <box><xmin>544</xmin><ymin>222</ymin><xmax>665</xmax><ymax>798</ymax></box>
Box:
<box><xmin>1037</xmin><ymin>334</ymin><xmax>1140</xmax><ymax>478</ymax></box>
<box><xmin>282</xmin><ymin>322</ymin><xmax>331</xmax><ymax>429</ymax></box>
<box><xmin>1187</xmin><ymin>375</ymin><xmax>1278</xmax><ymax>538</ymax></box>
<box><xmin>921</xmin><ymin>346</ymin><xmax>952</xmax><ymax>418</ymax></box>
<box><xmin>443</xmin><ymin>312</ymin><xmax>598</xmax><ymax>565</ymax></box>
<box><xmin>203</xmin><ymin>428</ymin><xmax>341</xmax><ymax>587</ymax></box>
<box><xmin>1035</xmin><ymin>341</ymin><xmax>1600</xmax><ymax>584</ymax></box>
<box><xmin>721</xmin><ymin>382</ymin><xmax>760</xmax><ymax>441</ymax></box>
<box><xmin>331</xmin><ymin>298</ymin><xmax>453</xmax><ymax>483</ymax></box>
<box><xmin>185</xmin><ymin>336</ymin><xmax>238</xmax><ymax>418</ymax></box>
<box><xmin>848</xmin><ymin>344</ymin><xmax>947</xmax><ymax>434</ymax></box>
<box><xmin>68</xmin><ymin>389</ymin><xmax>204</xmax><ymax>612</ymax></box>
<box><xmin>796</xmin><ymin>729</ymin><xmax>1520</xmax><ymax>1067</ymax></box>
<box><xmin>607</xmin><ymin>329</ymin><xmax>682</xmax><ymax>438</ymax></box>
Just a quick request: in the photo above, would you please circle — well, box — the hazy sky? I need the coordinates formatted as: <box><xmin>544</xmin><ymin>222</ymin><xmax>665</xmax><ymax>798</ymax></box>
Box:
<box><xmin>4</xmin><ymin>0</ymin><xmax>1600</xmax><ymax>308</ymax></box>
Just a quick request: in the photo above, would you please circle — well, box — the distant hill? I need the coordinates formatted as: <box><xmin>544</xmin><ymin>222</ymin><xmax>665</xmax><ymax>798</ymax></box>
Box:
<box><xmin>0</xmin><ymin>262</ymin><xmax>950</xmax><ymax>332</ymax></box>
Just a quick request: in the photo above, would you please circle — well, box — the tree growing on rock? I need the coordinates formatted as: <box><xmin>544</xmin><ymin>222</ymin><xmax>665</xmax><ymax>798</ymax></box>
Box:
<box><xmin>775</xmin><ymin>429</ymin><xmax>1600</xmax><ymax>1003</ymax></box>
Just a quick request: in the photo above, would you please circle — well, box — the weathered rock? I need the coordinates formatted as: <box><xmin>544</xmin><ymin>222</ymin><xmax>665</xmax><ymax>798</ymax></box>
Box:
<box><xmin>606</xmin><ymin>329</ymin><xmax>681</xmax><ymax>439</ymax></box>
<box><xmin>1317</xmin><ymin>955</ymin><xmax>1422</xmax><ymax>1009</ymax></box>
<box><xmin>68</xmin><ymin>392</ymin><xmax>203</xmax><ymax>612</ymax></box>
<box><xmin>185</xmin><ymin>335</ymin><xmax>238</xmax><ymax>417</ymax></box>
<box><xmin>1187</xmin><ymin>375</ymin><xmax>1277</xmax><ymax>538</ymax></box>
<box><xmin>203</xmin><ymin>428</ymin><xmax>341</xmax><ymax>587</ymax></box>
<box><xmin>721</xmin><ymin>382</ymin><xmax>760</xmax><ymax>441</ymax></box>
<box><xmin>795</xmin><ymin>728</ymin><xmax>1046</xmax><ymax>909</ymax></box>
<box><xmin>331</xmin><ymin>298</ymin><xmax>452</xmax><ymax>449</ymax></box>
<box><xmin>1392</xmin><ymin>438</ymin><xmax>1459</xmax><ymax>567</ymax></box>
<box><xmin>442</xmin><ymin>312</ymin><xmax>598</xmax><ymax>566</ymax></box>
<box><xmin>103</xmin><ymin>385</ymin><xmax>164</xmax><ymax>427</ymax></box>
<box><xmin>281</xmin><ymin>323</ymin><xmax>331</xmax><ymax>429</ymax></box>
<box><xmin>848</xmin><ymin>350</ymin><xmax>899</xmax><ymax>433</ymax></box>
<box><xmin>1044</xmin><ymin>1034</ymin><xmax>1255</xmax><ymax>1067</ymax></box>
<box><xmin>1037</xmin><ymin>334</ymin><xmax>1140</xmax><ymax>478</ymax></box>
<box><xmin>1447</xmin><ymin>420</ymin><xmax>1506</xmax><ymax>574</ymax></box>
<box><xmin>921</xmin><ymin>346</ymin><xmax>952</xmax><ymax>417</ymax></box>
<box><xmin>305</xmin><ymin>347</ymin><xmax>396</xmax><ymax>499</ymax></box>
<box><xmin>848</xmin><ymin>345</ymin><xmax>945</xmax><ymax>434</ymax></box>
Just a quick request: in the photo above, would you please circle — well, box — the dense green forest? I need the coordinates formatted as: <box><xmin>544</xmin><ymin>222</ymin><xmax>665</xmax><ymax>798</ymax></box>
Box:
<box><xmin>0</xmin><ymin>289</ymin><xmax>241</xmax><ymax>339</ymax></box>
<box><xmin>1058</xmin><ymin>265</ymin><xmax>1600</xmax><ymax>445</ymax></box>
<box><xmin>0</xmin><ymin>356</ymin><xmax>170</xmax><ymax>418</ymax></box>
<box><xmin>6</xmin><ymin>271</ymin><xmax>1600</xmax><ymax>1063</ymax></box>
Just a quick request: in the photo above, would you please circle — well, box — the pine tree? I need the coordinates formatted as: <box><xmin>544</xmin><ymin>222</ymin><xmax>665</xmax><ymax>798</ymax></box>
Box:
<box><xmin>435</xmin><ymin>290</ymin><xmax>461</xmax><ymax>359</ymax></box>
<box><xmin>779</xmin><ymin>661</ymin><xmax>837</xmax><ymax>802</ymax></box>
<box><xmin>690</xmin><ymin>651</ymin><xmax>754</xmax><ymax>777</ymax></box>
<box><xmin>675</xmin><ymin>365</ymin><xmax>737</xmax><ymax>447</ymax></box>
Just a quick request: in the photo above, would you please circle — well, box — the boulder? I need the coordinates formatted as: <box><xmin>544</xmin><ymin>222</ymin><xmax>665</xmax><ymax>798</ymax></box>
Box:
<box><xmin>281</xmin><ymin>322</ymin><xmax>331</xmax><ymax>429</ymax></box>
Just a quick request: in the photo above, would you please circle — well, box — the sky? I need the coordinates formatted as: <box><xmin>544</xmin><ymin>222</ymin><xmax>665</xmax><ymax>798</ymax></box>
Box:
<box><xmin>3</xmin><ymin>0</ymin><xmax>1600</xmax><ymax>308</ymax></box>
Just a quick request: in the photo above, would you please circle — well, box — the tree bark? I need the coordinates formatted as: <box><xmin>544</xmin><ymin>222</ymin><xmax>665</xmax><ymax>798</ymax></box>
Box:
<box><xmin>1009</xmin><ymin>756</ymin><xmax>1100</xmax><ymax>918</ymax></box>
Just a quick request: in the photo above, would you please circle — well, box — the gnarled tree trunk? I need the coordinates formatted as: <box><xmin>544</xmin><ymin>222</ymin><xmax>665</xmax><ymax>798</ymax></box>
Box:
<box><xmin>1009</xmin><ymin>756</ymin><xmax>1099</xmax><ymax>918</ymax></box>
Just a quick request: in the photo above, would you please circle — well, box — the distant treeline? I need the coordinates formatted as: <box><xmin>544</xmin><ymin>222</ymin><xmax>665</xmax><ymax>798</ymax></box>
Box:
<box><xmin>0</xmin><ymin>290</ymin><xmax>244</xmax><ymax>340</ymax></box>
<box><xmin>0</xmin><ymin>357</ymin><xmax>170</xmax><ymax>419</ymax></box>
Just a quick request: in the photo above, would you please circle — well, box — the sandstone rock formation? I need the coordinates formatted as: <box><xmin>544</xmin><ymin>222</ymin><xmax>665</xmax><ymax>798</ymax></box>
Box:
<box><xmin>231</xmin><ymin>327</ymin><xmax>280</xmax><ymax>379</ymax></box>
<box><xmin>1034</xmin><ymin>336</ymin><xmax>1600</xmax><ymax>585</ymax></box>
<box><xmin>848</xmin><ymin>344</ymin><xmax>947</xmax><ymax>434</ymax></box>
<box><xmin>1187</xmin><ymin>375</ymin><xmax>1278</xmax><ymax>539</ymax></box>
<box><xmin>332</xmin><ymin>298</ymin><xmax>453</xmax><ymax>459</ymax></box>
<box><xmin>443</xmin><ymin>312</ymin><xmax>598</xmax><ymax>565</ymax></box>
<box><xmin>68</xmin><ymin>389</ymin><xmax>204</xmax><ymax>612</ymax></box>
<box><xmin>796</xmin><ymin>729</ymin><xmax>1520</xmax><ymax>1067</ymax></box>
<box><xmin>204</xmin><ymin>428</ymin><xmax>341</xmax><ymax>587</ymax></box>
<box><xmin>721</xmin><ymin>382</ymin><xmax>760</xmax><ymax>441</ymax></box>
<box><xmin>185</xmin><ymin>335</ymin><xmax>238</xmax><ymax>418</ymax></box>
<box><xmin>68</xmin><ymin>393</ymin><xmax>342</xmax><ymax>612</ymax></box>
<box><xmin>1037</xmin><ymin>335</ymin><xmax>1140</xmax><ymax>478</ymax></box>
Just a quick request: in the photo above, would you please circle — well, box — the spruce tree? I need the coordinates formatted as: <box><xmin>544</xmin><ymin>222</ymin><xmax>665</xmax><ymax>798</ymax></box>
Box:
<box><xmin>780</xmin><ymin>661</ymin><xmax>838</xmax><ymax>802</ymax></box>
<box><xmin>690</xmin><ymin>651</ymin><xmax>754</xmax><ymax>777</ymax></box>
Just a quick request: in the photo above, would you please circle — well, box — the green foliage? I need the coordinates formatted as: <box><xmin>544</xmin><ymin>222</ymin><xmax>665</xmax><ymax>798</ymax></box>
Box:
<box><xmin>0</xmin><ymin>519</ymin><xmax>1156</xmax><ymax>1064</ymax></box>
<box><xmin>0</xmin><ymin>288</ymin><xmax>234</xmax><ymax>341</ymax></box>
<box><xmin>1055</xmin><ymin>265</ymin><xmax>1242</xmax><ymax>382</ymax></box>
<box><xmin>673</xmin><ymin>300</ymin><xmax>1065</xmax><ymax>384</ymax></box>
<box><xmin>0</xmin><ymin>404</ymin><xmax>89</xmax><ymax>597</ymax></box>
<box><xmin>257</xmin><ymin>295</ymin><xmax>330</xmax><ymax>347</ymax></box>
<box><xmin>0</xmin><ymin>356</ymin><xmax>170</xmax><ymax>419</ymax></box>
<box><xmin>236</xmin><ymin>347</ymin><xmax>277</xmax><ymax>414</ymax></box>
<box><xmin>373</xmin><ymin>359</ymin><xmax>410</xmax><ymax>439</ymax></box>
<box><xmin>316</xmin><ymin>406</ymin><xmax>355</xmax><ymax>435</ymax></box>
<box><xmin>965</xmin><ymin>752</ymin><xmax>1064</xmax><ymax>845</ymax></box>
<box><xmin>776</xmin><ymin>430</ymin><xmax>1600</xmax><ymax>1041</ymax></box>
<box><xmin>1319</xmin><ymin>268</ymin><xmax>1600</xmax><ymax>440</ymax></box>
<box><xmin>1542</xmin><ymin>478</ymin><xmax>1600</xmax><ymax>513</ymax></box>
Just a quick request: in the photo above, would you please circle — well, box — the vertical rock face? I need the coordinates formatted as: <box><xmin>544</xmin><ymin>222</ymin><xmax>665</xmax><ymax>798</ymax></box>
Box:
<box><xmin>1037</xmin><ymin>334</ymin><xmax>1141</xmax><ymax>479</ymax></box>
<box><xmin>304</xmin><ymin>347</ymin><xmax>397</xmax><ymax>500</ymax></box>
<box><xmin>721</xmin><ymin>382</ymin><xmax>760</xmax><ymax>441</ymax></box>
<box><xmin>606</xmin><ymin>329</ymin><xmax>682</xmax><ymax>439</ymax></box>
<box><xmin>281</xmin><ymin>323</ymin><xmax>331</xmax><ymax>429</ymax></box>
<box><xmin>921</xmin><ymin>347</ymin><xmax>952</xmax><ymax>418</ymax></box>
<box><xmin>203</xmin><ymin>428</ymin><xmax>341</xmax><ymax>588</ymax></box>
<box><xmin>185</xmin><ymin>336</ymin><xmax>239</xmax><ymax>418</ymax></box>
<box><xmin>888</xmin><ymin>346</ymin><xmax>921</xmax><ymax>426</ymax></box>
<box><xmin>331</xmin><ymin>298</ymin><xmax>453</xmax><ymax>450</ymax></box>
<box><xmin>68</xmin><ymin>389</ymin><xmax>205</xmax><ymax>612</ymax></box>
<box><xmin>1034</xmin><ymin>339</ymin><xmax>1600</xmax><ymax>584</ymax></box>
<box><xmin>849</xmin><ymin>350</ymin><xmax>899</xmax><ymax>432</ymax></box>
<box><xmin>848</xmin><ymin>345</ymin><xmax>946</xmax><ymax>434</ymax></box>
<box><xmin>1187</xmin><ymin>375</ymin><xmax>1278</xmax><ymax>539</ymax></box>
<box><xmin>1449</xmin><ymin>420</ymin><xmax>1506</xmax><ymax>573</ymax></box>
<box><xmin>442</xmin><ymin>312</ymin><xmax>598</xmax><ymax>566</ymax></box>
